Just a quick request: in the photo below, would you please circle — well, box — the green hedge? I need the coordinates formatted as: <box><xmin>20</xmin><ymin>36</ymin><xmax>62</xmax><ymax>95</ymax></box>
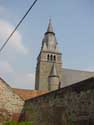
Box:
<box><xmin>4</xmin><ymin>121</ymin><xmax>32</xmax><ymax>125</ymax></box>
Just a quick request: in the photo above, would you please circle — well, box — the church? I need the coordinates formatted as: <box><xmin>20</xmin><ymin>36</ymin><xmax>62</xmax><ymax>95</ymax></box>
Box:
<box><xmin>35</xmin><ymin>19</ymin><xmax>94</xmax><ymax>90</ymax></box>
<box><xmin>35</xmin><ymin>19</ymin><xmax>62</xmax><ymax>91</ymax></box>
<box><xmin>0</xmin><ymin>20</ymin><xmax>94</xmax><ymax>123</ymax></box>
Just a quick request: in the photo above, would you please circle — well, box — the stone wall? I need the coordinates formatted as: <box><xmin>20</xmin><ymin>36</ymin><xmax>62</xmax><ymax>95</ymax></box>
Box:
<box><xmin>23</xmin><ymin>77</ymin><xmax>94</xmax><ymax>125</ymax></box>
<box><xmin>35</xmin><ymin>46</ymin><xmax>62</xmax><ymax>91</ymax></box>
<box><xmin>0</xmin><ymin>78</ymin><xmax>24</xmax><ymax>122</ymax></box>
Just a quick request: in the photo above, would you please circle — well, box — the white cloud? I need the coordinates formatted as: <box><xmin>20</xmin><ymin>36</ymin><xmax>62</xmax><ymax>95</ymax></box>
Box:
<box><xmin>0</xmin><ymin>19</ymin><xmax>33</xmax><ymax>89</ymax></box>
<box><xmin>0</xmin><ymin>20</ymin><xmax>28</xmax><ymax>54</ymax></box>
<box><xmin>0</xmin><ymin>9</ymin><xmax>33</xmax><ymax>89</ymax></box>
<box><xmin>0</xmin><ymin>59</ymin><xmax>35</xmax><ymax>89</ymax></box>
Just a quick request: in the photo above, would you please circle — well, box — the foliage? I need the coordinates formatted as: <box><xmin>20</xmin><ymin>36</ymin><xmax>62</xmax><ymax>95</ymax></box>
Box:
<box><xmin>4</xmin><ymin>121</ymin><xmax>32</xmax><ymax>125</ymax></box>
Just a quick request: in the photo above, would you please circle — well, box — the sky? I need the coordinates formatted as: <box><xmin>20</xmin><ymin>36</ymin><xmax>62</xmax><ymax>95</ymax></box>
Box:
<box><xmin>0</xmin><ymin>0</ymin><xmax>94</xmax><ymax>89</ymax></box>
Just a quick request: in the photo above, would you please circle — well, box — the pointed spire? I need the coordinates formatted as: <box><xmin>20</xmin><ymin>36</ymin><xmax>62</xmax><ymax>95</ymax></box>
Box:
<box><xmin>42</xmin><ymin>20</ymin><xmax>60</xmax><ymax>52</ymax></box>
<box><xmin>50</xmin><ymin>63</ymin><xmax>58</xmax><ymax>76</ymax></box>
<box><xmin>47</xmin><ymin>19</ymin><xmax>54</xmax><ymax>33</ymax></box>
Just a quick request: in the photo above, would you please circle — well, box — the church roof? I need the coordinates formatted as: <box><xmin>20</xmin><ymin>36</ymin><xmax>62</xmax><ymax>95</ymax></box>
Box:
<box><xmin>13</xmin><ymin>88</ymin><xmax>49</xmax><ymax>100</ymax></box>
<box><xmin>26</xmin><ymin>77</ymin><xmax>94</xmax><ymax>101</ymax></box>
<box><xmin>62</xmin><ymin>68</ymin><xmax>94</xmax><ymax>87</ymax></box>
<box><xmin>1</xmin><ymin>68</ymin><xmax>94</xmax><ymax>101</ymax></box>
<box><xmin>0</xmin><ymin>76</ymin><xmax>49</xmax><ymax>101</ymax></box>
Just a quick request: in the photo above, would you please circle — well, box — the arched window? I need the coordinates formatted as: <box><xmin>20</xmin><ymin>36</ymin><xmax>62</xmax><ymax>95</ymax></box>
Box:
<box><xmin>51</xmin><ymin>55</ymin><xmax>53</xmax><ymax>61</ymax></box>
<box><xmin>48</xmin><ymin>54</ymin><xmax>56</xmax><ymax>62</ymax></box>
<box><xmin>54</xmin><ymin>55</ymin><xmax>56</xmax><ymax>61</ymax></box>
<box><xmin>47</xmin><ymin>54</ymin><xmax>49</xmax><ymax>61</ymax></box>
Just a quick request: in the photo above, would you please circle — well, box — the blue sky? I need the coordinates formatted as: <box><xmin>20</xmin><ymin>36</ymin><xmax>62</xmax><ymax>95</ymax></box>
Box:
<box><xmin>0</xmin><ymin>0</ymin><xmax>94</xmax><ymax>89</ymax></box>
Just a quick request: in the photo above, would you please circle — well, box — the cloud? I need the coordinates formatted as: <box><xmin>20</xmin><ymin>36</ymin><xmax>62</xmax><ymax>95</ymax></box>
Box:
<box><xmin>0</xmin><ymin>59</ymin><xmax>35</xmax><ymax>89</ymax></box>
<box><xmin>0</xmin><ymin>20</ymin><xmax>28</xmax><ymax>54</ymax></box>
<box><xmin>0</xmin><ymin>19</ymin><xmax>33</xmax><ymax>89</ymax></box>
<box><xmin>0</xmin><ymin>9</ymin><xmax>33</xmax><ymax>89</ymax></box>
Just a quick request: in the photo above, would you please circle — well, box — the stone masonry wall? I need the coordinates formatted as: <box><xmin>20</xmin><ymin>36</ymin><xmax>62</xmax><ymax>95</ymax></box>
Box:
<box><xmin>23</xmin><ymin>77</ymin><xmax>94</xmax><ymax>125</ymax></box>
<box><xmin>35</xmin><ymin>50</ymin><xmax>62</xmax><ymax>91</ymax></box>
<box><xmin>0</xmin><ymin>78</ymin><xmax>24</xmax><ymax>122</ymax></box>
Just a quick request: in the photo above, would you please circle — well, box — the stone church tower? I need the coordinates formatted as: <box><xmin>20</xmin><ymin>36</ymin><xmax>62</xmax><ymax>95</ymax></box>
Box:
<box><xmin>35</xmin><ymin>20</ymin><xmax>62</xmax><ymax>91</ymax></box>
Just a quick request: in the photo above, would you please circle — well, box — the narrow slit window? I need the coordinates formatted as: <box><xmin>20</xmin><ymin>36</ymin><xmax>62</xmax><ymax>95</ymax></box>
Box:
<box><xmin>51</xmin><ymin>55</ymin><xmax>53</xmax><ymax>61</ymax></box>
<box><xmin>47</xmin><ymin>54</ymin><xmax>49</xmax><ymax>61</ymax></box>
<box><xmin>54</xmin><ymin>55</ymin><xmax>56</xmax><ymax>61</ymax></box>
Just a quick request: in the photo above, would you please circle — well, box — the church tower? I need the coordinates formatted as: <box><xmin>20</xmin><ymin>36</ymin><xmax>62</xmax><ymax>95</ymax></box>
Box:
<box><xmin>35</xmin><ymin>20</ymin><xmax>62</xmax><ymax>91</ymax></box>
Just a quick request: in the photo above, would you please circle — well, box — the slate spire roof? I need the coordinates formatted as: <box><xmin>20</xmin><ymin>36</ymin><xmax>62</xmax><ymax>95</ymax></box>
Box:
<box><xmin>47</xmin><ymin>19</ymin><xmax>54</xmax><ymax>33</ymax></box>
<box><xmin>50</xmin><ymin>63</ymin><xmax>58</xmax><ymax>76</ymax></box>
<box><xmin>41</xmin><ymin>19</ymin><xmax>60</xmax><ymax>52</ymax></box>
